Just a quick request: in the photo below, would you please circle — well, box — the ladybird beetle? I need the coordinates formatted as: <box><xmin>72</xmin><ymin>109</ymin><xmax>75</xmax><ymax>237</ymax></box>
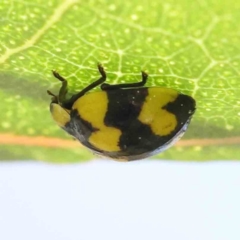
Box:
<box><xmin>47</xmin><ymin>64</ymin><xmax>196</xmax><ymax>161</ymax></box>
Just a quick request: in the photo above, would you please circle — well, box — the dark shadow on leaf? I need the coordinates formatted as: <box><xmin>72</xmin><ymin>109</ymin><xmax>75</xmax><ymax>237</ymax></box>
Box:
<box><xmin>0</xmin><ymin>73</ymin><xmax>50</xmax><ymax>102</ymax></box>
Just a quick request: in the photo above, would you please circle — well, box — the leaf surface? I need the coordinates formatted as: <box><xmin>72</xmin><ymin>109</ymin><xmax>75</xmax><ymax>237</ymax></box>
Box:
<box><xmin>0</xmin><ymin>0</ymin><xmax>239</xmax><ymax>162</ymax></box>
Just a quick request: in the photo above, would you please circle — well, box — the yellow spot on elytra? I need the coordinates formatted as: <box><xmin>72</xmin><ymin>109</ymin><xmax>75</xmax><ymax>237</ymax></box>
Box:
<box><xmin>90</xmin><ymin>129</ymin><xmax>121</xmax><ymax>151</ymax></box>
<box><xmin>74</xmin><ymin>92</ymin><xmax>121</xmax><ymax>152</ymax></box>
<box><xmin>138</xmin><ymin>88</ymin><xmax>178</xmax><ymax>136</ymax></box>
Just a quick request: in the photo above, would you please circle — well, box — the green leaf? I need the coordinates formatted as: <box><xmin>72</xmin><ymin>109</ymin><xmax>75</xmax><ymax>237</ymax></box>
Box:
<box><xmin>0</xmin><ymin>0</ymin><xmax>239</xmax><ymax>162</ymax></box>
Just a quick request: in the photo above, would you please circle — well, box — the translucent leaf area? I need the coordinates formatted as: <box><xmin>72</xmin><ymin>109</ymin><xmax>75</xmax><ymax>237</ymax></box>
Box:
<box><xmin>0</xmin><ymin>0</ymin><xmax>240</xmax><ymax>162</ymax></box>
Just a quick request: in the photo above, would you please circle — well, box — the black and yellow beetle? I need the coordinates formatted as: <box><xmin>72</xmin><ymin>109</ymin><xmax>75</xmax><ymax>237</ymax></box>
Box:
<box><xmin>47</xmin><ymin>64</ymin><xmax>196</xmax><ymax>161</ymax></box>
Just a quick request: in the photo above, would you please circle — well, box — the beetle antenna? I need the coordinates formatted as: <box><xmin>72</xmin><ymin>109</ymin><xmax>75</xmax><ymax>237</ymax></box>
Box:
<box><xmin>47</xmin><ymin>90</ymin><xmax>56</xmax><ymax>97</ymax></box>
<box><xmin>47</xmin><ymin>90</ymin><xmax>59</xmax><ymax>103</ymax></box>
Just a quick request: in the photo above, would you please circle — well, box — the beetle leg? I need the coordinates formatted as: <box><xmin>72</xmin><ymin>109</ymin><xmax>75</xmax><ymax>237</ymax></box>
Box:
<box><xmin>47</xmin><ymin>90</ymin><xmax>58</xmax><ymax>103</ymax></box>
<box><xmin>52</xmin><ymin>70</ymin><xmax>68</xmax><ymax>104</ymax></box>
<box><xmin>101</xmin><ymin>71</ymin><xmax>148</xmax><ymax>91</ymax></box>
<box><xmin>52</xmin><ymin>70</ymin><xmax>66</xmax><ymax>82</ymax></box>
<box><xmin>62</xmin><ymin>64</ymin><xmax>107</xmax><ymax>109</ymax></box>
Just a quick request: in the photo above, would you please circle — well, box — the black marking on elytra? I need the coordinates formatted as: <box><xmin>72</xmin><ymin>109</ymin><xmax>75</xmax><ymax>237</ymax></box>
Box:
<box><xmin>163</xmin><ymin>94</ymin><xmax>196</xmax><ymax>130</ymax></box>
<box><xmin>119</xmin><ymin>119</ymin><xmax>170</xmax><ymax>154</ymax></box>
<box><xmin>65</xmin><ymin>109</ymin><xmax>103</xmax><ymax>153</ymax></box>
<box><xmin>104</xmin><ymin>88</ymin><xmax>148</xmax><ymax>129</ymax></box>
